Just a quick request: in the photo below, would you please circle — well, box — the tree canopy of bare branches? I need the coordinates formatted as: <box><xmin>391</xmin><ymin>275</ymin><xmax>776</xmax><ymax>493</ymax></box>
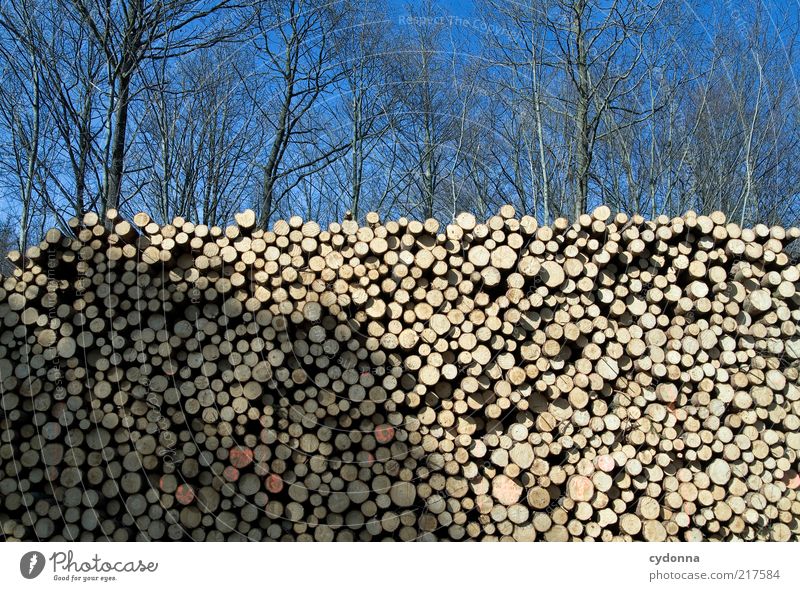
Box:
<box><xmin>1</xmin><ymin>0</ymin><xmax>799</xmax><ymax>247</ymax></box>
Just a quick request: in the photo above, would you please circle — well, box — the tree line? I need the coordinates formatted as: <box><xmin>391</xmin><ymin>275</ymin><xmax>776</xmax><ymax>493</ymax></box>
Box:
<box><xmin>1</xmin><ymin>0</ymin><xmax>799</xmax><ymax>250</ymax></box>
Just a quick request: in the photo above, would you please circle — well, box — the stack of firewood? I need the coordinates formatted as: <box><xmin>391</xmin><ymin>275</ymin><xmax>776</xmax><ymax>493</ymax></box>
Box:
<box><xmin>1</xmin><ymin>206</ymin><xmax>798</xmax><ymax>541</ymax></box>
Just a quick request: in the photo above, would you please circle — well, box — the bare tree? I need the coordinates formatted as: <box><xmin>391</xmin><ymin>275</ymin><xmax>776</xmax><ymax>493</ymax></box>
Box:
<box><xmin>67</xmin><ymin>0</ymin><xmax>240</xmax><ymax>215</ymax></box>
<box><xmin>2</xmin><ymin>0</ymin><xmax>113</xmax><ymax>225</ymax></box>
<box><xmin>681</xmin><ymin>12</ymin><xmax>800</xmax><ymax>227</ymax></box>
<box><xmin>553</xmin><ymin>0</ymin><xmax>667</xmax><ymax>219</ymax></box>
<box><xmin>138</xmin><ymin>47</ymin><xmax>260</xmax><ymax>224</ymax></box>
<box><xmin>390</xmin><ymin>0</ymin><xmax>463</xmax><ymax>219</ymax></box>
<box><xmin>479</xmin><ymin>0</ymin><xmax>556</xmax><ymax>221</ymax></box>
<box><xmin>329</xmin><ymin>0</ymin><xmax>398</xmax><ymax>220</ymax></box>
<box><xmin>0</xmin><ymin>0</ymin><xmax>60</xmax><ymax>247</ymax></box>
<box><xmin>242</xmin><ymin>0</ymin><xmax>348</xmax><ymax>228</ymax></box>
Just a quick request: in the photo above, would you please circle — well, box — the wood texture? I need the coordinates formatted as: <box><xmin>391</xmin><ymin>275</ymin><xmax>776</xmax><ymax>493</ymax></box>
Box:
<box><xmin>0</xmin><ymin>206</ymin><xmax>799</xmax><ymax>542</ymax></box>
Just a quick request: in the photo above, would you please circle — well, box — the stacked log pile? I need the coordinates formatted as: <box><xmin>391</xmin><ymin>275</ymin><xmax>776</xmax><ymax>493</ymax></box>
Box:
<box><xmin>1</xmin><ymin>206</ymin><xmax>799</xmax><ymax>541</ymax></box>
